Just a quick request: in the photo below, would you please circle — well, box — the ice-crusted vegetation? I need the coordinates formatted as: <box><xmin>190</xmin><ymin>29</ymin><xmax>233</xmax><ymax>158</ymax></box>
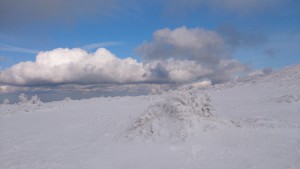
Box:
<box><xmin>1</xmin><ymin>94</ymin><xmax>44</xmax><ymax>114</ymax></box>
<box><xmin>17</xmin><ymin>94</ymin><xmax>44</xmax><ymax>112</ymax></box>
<box><xmin>2</xmin><ymin>99</ymin><xmax>10</xmax><ymax>104</ymax></box>
<box><xmin>129</xmin><ymin>89</ymin><xmax>215</xmax><ymax>140</ymax></box>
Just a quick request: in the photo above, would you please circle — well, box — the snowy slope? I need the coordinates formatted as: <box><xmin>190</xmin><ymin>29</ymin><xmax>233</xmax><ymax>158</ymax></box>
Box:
<box><xmin>0</xmin><ymin>64</ymin><xmax>300</xmax><ymax>169</ymax></box>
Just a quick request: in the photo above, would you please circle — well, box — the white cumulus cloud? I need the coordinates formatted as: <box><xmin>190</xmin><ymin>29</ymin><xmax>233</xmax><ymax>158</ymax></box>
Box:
<box><xmin>0</xmin><ymin>48</ymin><xmax>147</xmax><ymax>86</ymax></box>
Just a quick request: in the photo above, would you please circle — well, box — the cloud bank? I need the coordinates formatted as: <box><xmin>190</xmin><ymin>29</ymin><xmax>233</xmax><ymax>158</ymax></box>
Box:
<box><xmin>0</xmin><ymin>27</ymin><xmax>247</xmax><ymax>89</ymax></box>
<box><xmin>137</xmin><ymin>26</ymin><xmax>246</xmax><ymax>83</ymax></box>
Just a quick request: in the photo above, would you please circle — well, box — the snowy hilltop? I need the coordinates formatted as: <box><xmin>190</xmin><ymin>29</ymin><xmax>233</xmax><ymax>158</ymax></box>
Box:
<box><xmin>1</xmin><ymin>64</ymin><xmax>300</xmax><ymax>169</ymax></box>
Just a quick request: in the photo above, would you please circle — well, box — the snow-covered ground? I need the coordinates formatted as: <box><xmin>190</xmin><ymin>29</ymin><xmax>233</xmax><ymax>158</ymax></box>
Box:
<box><xmin>1</xmin><ymin>65</ymin><xmax>300</xmax><ymax>169</ymax></box>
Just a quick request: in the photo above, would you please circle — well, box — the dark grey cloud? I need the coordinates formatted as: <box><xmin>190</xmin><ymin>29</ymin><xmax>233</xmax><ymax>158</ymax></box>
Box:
<box><xmin>217</xmin><ymin>25</ymin><xmax>267</xmax><ymax>49</ymax></box>
<box><xmin>265</xmin><ymin>48</ymin><xmax>279</xmax><ymax>58</ymax></box>
<box><xmin>136</xmin><ymin>27</ymin><xmax>247</xmax><ymax>83</ymax></box>
<box><xmin>209</xmin><ymin>59</ymin><xmax>248</xmax><ymax>83</ymax></box>
<box><xmin>137</xmin><ymin>26</ymin><xmax>229</xmax><ymax>65</ymax></box>
<box><xmin>147</xmin><ymin>63</ymin><xmax>170</xmax><ymax>83</ymax></box>
<box><xmin>262</xmin><ymin>67</ymin><xmax>273</xmax><ymax>74</ymax></box>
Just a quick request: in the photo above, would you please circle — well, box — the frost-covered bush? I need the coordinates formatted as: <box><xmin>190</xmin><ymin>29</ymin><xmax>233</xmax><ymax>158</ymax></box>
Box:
<box><xmin>131</xmin><ymin>91</ymin><xmax>214</xmax><ymax>140</ymax></box>
<box><xmin>18</xmin><ymin>94</ymin><xmax>43</xmax><ymax>105</ymax></box>
<box><xmin>167</xmin><ymin>92</ymin><xmax>213</xmax><ymax>118</ymax></box>
<box><xmin>136</xmin><ymin>92</ymin><xmax>214</xmax><ymax>126</ymax></box>
<box><xmin>17</xmin><ymin>94</ymin><xmax>43</xmax><ymax>112</ymax></box>
<box><xmin>2</xmin><ymin>99</ymin><xmax>10</xmax><ymax>104</ymax></box>
<box><xmin>64</xmin><ymin>97</ymin><xmax>72</xmax><ymax>101</ymax></box>
<box><xmin>199</xmin><ymin>94</ymin><xmax>214</xmax><ymax>118</ymax></box>
<box><xmin>18</xmin><ymin>93</ymin><xmax>28</xmax><ymax>103</ymax></box>
<box><xmin>29</xmin><ymin>95</ymin><xmax>43</xmax><ymax>105</ymax></box>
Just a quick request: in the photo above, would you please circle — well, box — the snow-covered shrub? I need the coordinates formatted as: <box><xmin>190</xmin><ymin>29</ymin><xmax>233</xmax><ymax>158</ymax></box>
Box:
<box><xmin>18</xmin><ymin>94</ymin><xmax>43</xmax><ymax>105</ymax></box>
<box><xmin>141</xmin><ymin>91</ymin><xmax>214</xmax><ymax>122</ymax></box>
<box><xmin>29</xmin><ymin>95</ymin><xmax>43</xmax><ymax>105</ymax></box>
<box><xmin>131</xmin><ymin>91</ymin><xmax>214</xmax><ymax>140</ymax></box>
<box><xmin>17</xmin><ymin>94</ymin><xmax>43</xmax><ymax>112</ymax></box>
<box><xmin>182</xmin><ymin>92</ymin><xmax>212</xmax><ymax>118</ymax></box>
<box><xmin>18</xmin><ymin>93</ymin><xmax>28</xmax><ymax>103</ymax></box>
<box><xmin>64</xmin><ymin>97</ymin><xmax>71</xmax><ymax>101</ymax></box>
<box><xmin>2</xmin><ymin>99</ymin><xmax>10</xmax><ymax>104</ymax></box>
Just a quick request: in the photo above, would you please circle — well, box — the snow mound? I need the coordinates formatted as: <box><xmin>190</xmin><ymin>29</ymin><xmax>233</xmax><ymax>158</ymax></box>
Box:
<box><xmin>128</xmin><ymin>91</ymin><xmax>215</xmax><ymax>141</ymax></box>
<box><xmin>275</xmin><ymin>94</ymin><xmax>300</xmax><ymax>103</ymax></box>
<box><xmin>249</xmin><ymin>64</ymin><xmax>300</xmax><ymax>86</ymax></box>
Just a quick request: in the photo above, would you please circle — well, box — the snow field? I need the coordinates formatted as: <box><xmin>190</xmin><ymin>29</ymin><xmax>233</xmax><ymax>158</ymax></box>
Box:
<box><xmin>1</xmin><ymin>65</ymin><xmax>300</xmax><ymax>169</ymax></box>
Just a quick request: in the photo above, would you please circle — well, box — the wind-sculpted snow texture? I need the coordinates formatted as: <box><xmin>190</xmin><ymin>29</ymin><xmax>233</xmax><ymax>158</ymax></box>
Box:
<box><xmin>1</xmin><ymin>64</ymin><xmax>300</xmax><ymax>169</ymax></box>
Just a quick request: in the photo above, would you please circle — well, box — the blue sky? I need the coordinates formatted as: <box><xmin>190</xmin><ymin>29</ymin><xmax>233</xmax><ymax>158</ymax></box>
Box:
<box><xmin>0</xmin><ymin>0</ymin><xmax>299</xmax><ymax>98</ymax></box>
